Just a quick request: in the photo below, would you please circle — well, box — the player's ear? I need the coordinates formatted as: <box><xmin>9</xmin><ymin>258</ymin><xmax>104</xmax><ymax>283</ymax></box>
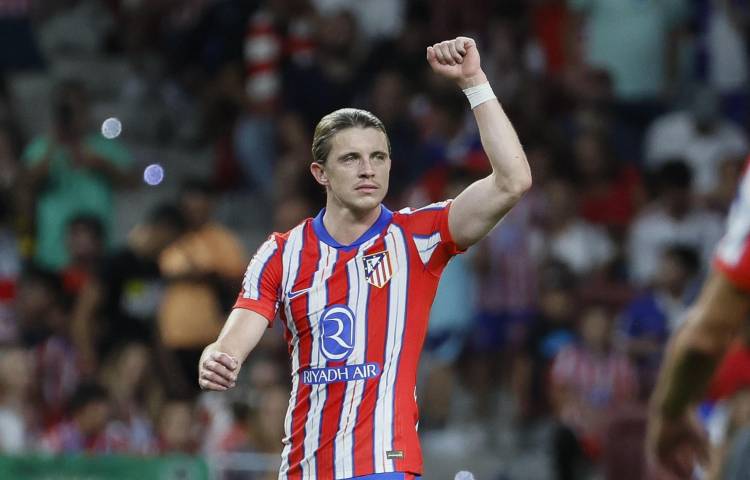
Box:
<box><xmin>310</xmin><ymin>162</ymin><xmax>328</xmax><ymax>186</ymax></box>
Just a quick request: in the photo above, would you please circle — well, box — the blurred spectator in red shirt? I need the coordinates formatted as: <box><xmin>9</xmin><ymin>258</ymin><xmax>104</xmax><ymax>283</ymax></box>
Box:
<box><xmin>101</xmin><ymin>342</ymin><xmax>159</xmax><ymax>454</ymax></box>
<box><xmin>573</xmin><ymin>130</ymin><xmax>644</xmax><ymax>233</ymax></box>
<box><xmin>550</xmin><ymin>303</ymin><xmax>638</xmax><ymax>480</ymax></box>
<box><xmin>40</xmin><ymin>382</ymin><xmax>112</xmax><ymax>454</ymax></box>
<box><xmin>157</xmin><ymin>398</ymin><xmax>200</xmax><ymax>454</ymax></box>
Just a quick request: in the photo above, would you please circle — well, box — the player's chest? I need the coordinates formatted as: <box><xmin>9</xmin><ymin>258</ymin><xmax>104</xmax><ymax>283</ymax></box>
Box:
<box><xmin>282</xmin><ymin>231</ymin><xmax>414</xmax><ymax>321</ymax></box>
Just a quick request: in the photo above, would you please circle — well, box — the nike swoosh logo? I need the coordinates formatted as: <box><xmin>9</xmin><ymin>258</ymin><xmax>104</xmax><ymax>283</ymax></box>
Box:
<box><xmin>288</xmin><ymin>288</ymin><xmax>311</xmax><ymax>299</ymax></box>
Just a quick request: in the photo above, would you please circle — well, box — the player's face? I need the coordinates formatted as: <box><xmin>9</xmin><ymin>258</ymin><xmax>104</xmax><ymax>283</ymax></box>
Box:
<box><xmin>312</xmin><ymin>127</ymin><xmax>391</xmax><ymax>214</ymax></box>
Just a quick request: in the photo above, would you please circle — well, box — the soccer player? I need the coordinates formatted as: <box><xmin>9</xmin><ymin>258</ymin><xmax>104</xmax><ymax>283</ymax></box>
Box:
<box><xmin>198</xmin><ymin>36</ymin><xmax>531</xmax><ymax>479</ymax></box>
<box><xmin>648</xmin><ymin>156</ymin><xmax>750</xmax><ymax>478</ymax></box>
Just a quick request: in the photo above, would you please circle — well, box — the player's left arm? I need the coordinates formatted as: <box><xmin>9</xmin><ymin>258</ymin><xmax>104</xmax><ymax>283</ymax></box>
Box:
<box><xmin>427</xmin><ymin>37</ymin><xmax>532</xmax><ymax>250</ymax></box>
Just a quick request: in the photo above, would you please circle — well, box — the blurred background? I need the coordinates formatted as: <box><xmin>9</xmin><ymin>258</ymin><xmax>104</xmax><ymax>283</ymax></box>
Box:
<box><xmin>0</xmin><ymin>0</ymin><xmax>749</xmax><ymax>479</ymax></box>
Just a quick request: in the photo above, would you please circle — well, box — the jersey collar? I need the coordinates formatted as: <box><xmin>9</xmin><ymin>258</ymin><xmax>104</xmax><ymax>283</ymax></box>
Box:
<box><xmin>313</xmin><ymin>205</ymin><xmax>393</xmax><ymax>251</ymax></box>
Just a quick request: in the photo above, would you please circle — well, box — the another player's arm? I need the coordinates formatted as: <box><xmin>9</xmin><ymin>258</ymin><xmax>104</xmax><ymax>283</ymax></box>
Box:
<box><xmin>648</xmin><ymin>270</ymin><xmax>750</xmax><ymax>475</ymax></box>
<box><xmin>198</xmin><ymin>308</ymin><xmax>269</xmax><ymax>391</ymax></box>
<box><xmin>652</xmin><ymin>271</ymin><xmax>750</xmax><ymax>416</ymax></box>
<box><xmin>426</xmin><ymin>37</ymin><xmax>532</xmax><ymax>250</ymax></box>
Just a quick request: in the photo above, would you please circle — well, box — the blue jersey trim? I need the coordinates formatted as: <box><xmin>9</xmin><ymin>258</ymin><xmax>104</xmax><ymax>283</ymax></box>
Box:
<box><xmin>313</xmin><ymin>205</ymin><xmax>393</xmax><ymax>251</ymax></box>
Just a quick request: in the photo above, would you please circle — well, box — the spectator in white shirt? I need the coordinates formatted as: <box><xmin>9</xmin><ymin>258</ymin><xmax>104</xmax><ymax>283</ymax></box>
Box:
<box><xmin>644</xmin><ymin>88</ymin><xmax>749</xmax><ymax>196</ymax></box>
<box><xmin>532</xmin><ymin>178</ymin><xmax>616</xmax><ymax>276</ymax></box>
<box><xmin>628</xmin><ymin>160</ymin><xmax>724</xmax><ymax>285</ymax></box>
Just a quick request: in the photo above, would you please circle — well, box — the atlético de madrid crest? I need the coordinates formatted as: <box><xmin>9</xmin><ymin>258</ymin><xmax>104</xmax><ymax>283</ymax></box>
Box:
<box><xmin>362</xmin><ymin>250</ymin><xmax>394</xmax><ymax>288</ymax></box>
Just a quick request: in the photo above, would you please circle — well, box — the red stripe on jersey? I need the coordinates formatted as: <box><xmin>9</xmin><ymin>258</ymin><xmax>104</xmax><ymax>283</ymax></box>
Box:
<box><xmin>353</xmin><ymin>237</ymin><xmax>390</xmax><ymax>476</ymax></box>
<box><xmin>316</xmin><ymin>249</ymin><xmax>355</xmax><ymax>478</ymax></box>
<box><xmin>287</xmin><ymin>232</ymin><xmax>321</xmax><ymax>479</ymax></box>
<box><xmin>391</xmin><ymin>253</ymin><xmax>439</xmax><ymax>472</ymax></box>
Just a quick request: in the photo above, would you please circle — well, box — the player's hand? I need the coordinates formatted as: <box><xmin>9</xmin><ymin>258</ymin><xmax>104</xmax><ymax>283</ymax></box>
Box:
<box><xmin>646</xmin><ymin>411</ymin><xmax>709</xmax><ymax>478</ymax></box>
<box><xmin>198</xmin><ymin>351</ymin><xmax>239</xmax><ymax>391</ymax></box>
<box><xmin>426</xmin><ymin>37</ymin><xmax>485</xmax><ymax>89</ymax></box>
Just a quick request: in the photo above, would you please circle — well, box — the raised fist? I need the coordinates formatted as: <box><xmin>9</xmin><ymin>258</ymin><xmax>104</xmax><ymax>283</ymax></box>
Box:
<box><xmin>426</xmin><ymin>36</ymin><xmax>485</xmax><ymax>88</ymax></box>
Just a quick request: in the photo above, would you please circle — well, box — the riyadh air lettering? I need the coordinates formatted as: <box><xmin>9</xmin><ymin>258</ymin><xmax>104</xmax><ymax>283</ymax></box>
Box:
<box><xmin>302</xmin><ymin>362</ymin><xmax>381</xmax><ymax>385</ymax></box>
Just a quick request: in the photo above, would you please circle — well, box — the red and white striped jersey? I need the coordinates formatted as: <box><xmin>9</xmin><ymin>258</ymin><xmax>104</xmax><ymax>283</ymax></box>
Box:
<box><xmin>715</xmin><ymin>157</ymin><xmax>750</xmax><ymax>291</ymax></box>
<box><xmin>234</xmin><ymin>202</ymin><xmax>463</xmax><ymax>479</ymax></box>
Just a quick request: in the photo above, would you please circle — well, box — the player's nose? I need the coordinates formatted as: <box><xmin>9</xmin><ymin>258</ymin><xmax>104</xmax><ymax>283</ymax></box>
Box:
<box><xmin>358</xmin><ymin>158</ymin><xmax>375</xmax><ymax>177</ymax></box>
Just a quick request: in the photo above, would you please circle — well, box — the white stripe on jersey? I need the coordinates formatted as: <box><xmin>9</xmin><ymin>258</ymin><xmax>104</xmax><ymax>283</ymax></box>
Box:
<box><xmin>302</xmin><ymin>243</ymin><xmax>338</xmax><ymax>477</ymax></box>
<box><xmin>335</xmin><ymin>237</ymin><xmax>379</xmax><ymax>479</ymax></box>
<box><xmin>279</xmin><ymin>224</ymin><xmax>305</xmax><ymax>480</ymax></box>
<box><xmin>242</xmin><ymin>237</ymin><xmax>278</xmax><ymax>300</ymax></box>
<box><xmin>397</xmin><ymin>200</ymin><xmax>451</xmax><ymax>215</ymax></box>
<box><xmin>717</xmin><ymin>170</ymin><xmax>750</xmax><ymax>265</ymax></box>
<box><xmin>413</xmin><ymin>232</ymin><xmax>442</xmax><ymax>266</ymax></box>
<box><xmin>373</xmin><ymin>226</ymin><xmax>409</xmax><ymax>472</ymax></box>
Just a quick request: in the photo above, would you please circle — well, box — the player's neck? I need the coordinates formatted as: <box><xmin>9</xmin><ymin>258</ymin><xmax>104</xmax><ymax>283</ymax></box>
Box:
<box><xmin>321</xmin><ymin>203</ymin><xmax>382</xmax><ymax>246</ymax></box>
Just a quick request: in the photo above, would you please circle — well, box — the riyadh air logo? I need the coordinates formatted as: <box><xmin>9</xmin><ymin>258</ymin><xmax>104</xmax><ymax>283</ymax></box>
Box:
<box><xmin>363</xmin><ymin>250</ymin><xmax>394</xmax><ymax>288</ymax></box>
<box><xmin>320</xmin><ymin>305</ymin><xmax>355</xmax><ymax>361</ymax></box>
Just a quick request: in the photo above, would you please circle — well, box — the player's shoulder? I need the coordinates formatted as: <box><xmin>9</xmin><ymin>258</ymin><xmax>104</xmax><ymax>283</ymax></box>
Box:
<box><xmin>394</xmin><ymin>200</ymin><xmax>452</xmax><ymax>218</ymax></box>
<box><xmin>266</xmin><ymin>217</ymin><xmax>314</xmax><ymax>248</ymax></box>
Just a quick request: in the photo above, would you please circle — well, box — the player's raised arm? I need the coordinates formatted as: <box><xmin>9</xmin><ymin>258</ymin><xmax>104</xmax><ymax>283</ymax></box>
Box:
<box><xmin>426</xmin><ymin>36</ymin><xmax>532</xmax><ymax>250</ymax></box>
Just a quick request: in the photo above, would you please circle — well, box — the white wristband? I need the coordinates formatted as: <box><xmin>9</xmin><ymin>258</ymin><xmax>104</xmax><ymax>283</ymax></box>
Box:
<box><xmin>462</xmin><ymin>82</ymin><xmax>496</xmax><ymax>109</ymax></box>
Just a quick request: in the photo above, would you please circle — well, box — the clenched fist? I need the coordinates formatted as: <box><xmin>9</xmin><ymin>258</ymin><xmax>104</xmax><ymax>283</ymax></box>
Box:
<box><xmin>646</xmin><ymin>411</ymin><xmax>709</xmax><ymax>478</ymax></box>
<box><xmin>426</xmin><ymin>36</ymin><xmax>486</xmax><ymax>89</ymax></box>
<box><xmin>198</xmin><ymin>351</ymin><xmax>239</xmax><ymax>391</ymax></box>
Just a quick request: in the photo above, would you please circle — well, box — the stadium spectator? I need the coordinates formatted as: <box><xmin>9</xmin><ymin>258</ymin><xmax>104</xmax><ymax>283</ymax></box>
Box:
<box><xmin>568</xmin><ymin>0</ymin><xmax>688</xmax><ymax>103</ymax></box>
<box><xmin>70</xmin><ymin>203</ymin><xmax>186</xmax><ymax>370</ymax></box>
<box><xmin>367</xmin><ymin>70</ymin><xmax>421</xmax><ymax>203</ymax></box>
<box><xmin>0</xmin><ymin>345</ymin><xmax>36</xmax><ymax>453</ymax></box>
<box><xmin>40</xmin><ymin>382</ymin><xmax>112</xmax><ymax>454</ymax></box>
<box><xmin>22</xmin><ymin>79</ymin><xmax>134</xmax><ymax>271</ymax></box>
<box><xmin>645</xmin><ymin>88</ymin><xmax>749</xmax><ymax>197</ymax></box>
<box><xmin>693</xmin><ymin>0</ymin><xmax>750</xmax><ymax>126</ymax></box>
<box><xmin>60</xmin><ymin>214</ymin><xmax>105</xmax><ymax>298</ymax></box>
<box><xmin>616</xmin><ymin>245</ymin><xmax>701</xmax><ymax>397</ymax></box>
<box><xmin>0</xmin><ymin>0</ymin><xmax>45</xmax><ymax>70</ymax></box>
<box><xmin>157</xmin><ymin>398</ymin><xmax>200</xmax><ymax>454</ymax></box>
<box><xmin>158</xmin><ymin>179</ymin><xmax>247</xmax><ymax>397</ymax></box>
<box><xmin>0</xmin><ymin>191</ymin><xmax>21</xmax><ymax>343</ymax></box>
<box><xmin>16</xmin><ymin>266</ymin><xmax>81</xmax><ymax>426</ymax></box>
<box><xmin>628</xmin><ymin>160</ymin><xmax>724</xmax><ymax>285</ymax></box>
<box><xmin>532</xmin><ymin>177</ymin><xmax>616</xmax><ymax>276</ymax></box>
<box><xmin>572</xmin><ymin>130</ymin><xmax>644</xmax><ymax>232</ymax></box>
<box><xmin>0</xmin><ymin>123</ymin><xmax>23</xmax><ymax>209</ymax></box>
<box><xmin>550</xmin><ymin>303</ymin><xmax>638</xmax><ymax>480</ymax></box>
<box><xmin>420</xmin><ymin>172</ymin><xmax>479</xmax><ymax>431</ymax></box>
<box><xmin>512</xmin><ymin>262</ymin><xmax>578</xmax><ymax>424</ymax></box>
<box><xmin>100</xmin><ymin>342</ymin><xmax>158</xmax><ymax>455</ymax></box>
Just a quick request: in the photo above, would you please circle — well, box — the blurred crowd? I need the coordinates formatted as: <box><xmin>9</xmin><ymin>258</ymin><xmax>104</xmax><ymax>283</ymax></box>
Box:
<box><xmin>1</xmin><ymin>0</ymin><xmax>750</xmax><ymax>479</ymax></box>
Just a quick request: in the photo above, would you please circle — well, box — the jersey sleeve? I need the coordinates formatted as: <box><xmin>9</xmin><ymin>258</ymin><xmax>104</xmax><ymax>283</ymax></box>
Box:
<box><xmin>397</xmin><ymin>200</ymin><xmax>466</xmax><ymax>274</ymax></box>
<box><xmin>714</xmin><ymin>158</ymin><xmax>750</xmax><ymax>292</ymax></box>
<box><xmin>233</xmin><ymin>235</ymin><xmax>283</xmax><ymax>324</ymax></box>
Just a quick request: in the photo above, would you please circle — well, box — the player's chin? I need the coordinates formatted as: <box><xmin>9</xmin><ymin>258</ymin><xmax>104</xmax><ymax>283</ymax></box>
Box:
<box><xmin>350</xmin><ymin>195</ymin><xmax>382</xmax><ymax>212</ymax></box>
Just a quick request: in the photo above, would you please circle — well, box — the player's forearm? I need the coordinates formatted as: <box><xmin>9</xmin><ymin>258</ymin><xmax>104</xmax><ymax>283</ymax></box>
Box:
<box><xmin>204</xmin><ymin>308</ymin><xmax>269</xmax><ymax>365</ymax></box>
<box><xmin>469</xmin><ymin>80</ymin><xmax>531</xmax><ymax>197</ymax></box>
<box><xmin>650</xmin><ymin>328</ymin><xmax>722</xmax><ymax>419</ymax></box>
<box><xmin>652</xmin><ymin>272</ymin><xmax>750</xmax><ymax>418</ymax></box>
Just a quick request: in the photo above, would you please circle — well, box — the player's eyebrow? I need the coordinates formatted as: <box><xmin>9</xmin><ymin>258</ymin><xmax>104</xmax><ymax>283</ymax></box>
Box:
<box><xmin>370</xmin><ymin>150</ymin><xmax>388</xmax><ymax>158</ymax></box>
<box><xmin>337</xmin><ymin>151</ymin><xmax>361</xmax><ymax>160</ymax></box>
